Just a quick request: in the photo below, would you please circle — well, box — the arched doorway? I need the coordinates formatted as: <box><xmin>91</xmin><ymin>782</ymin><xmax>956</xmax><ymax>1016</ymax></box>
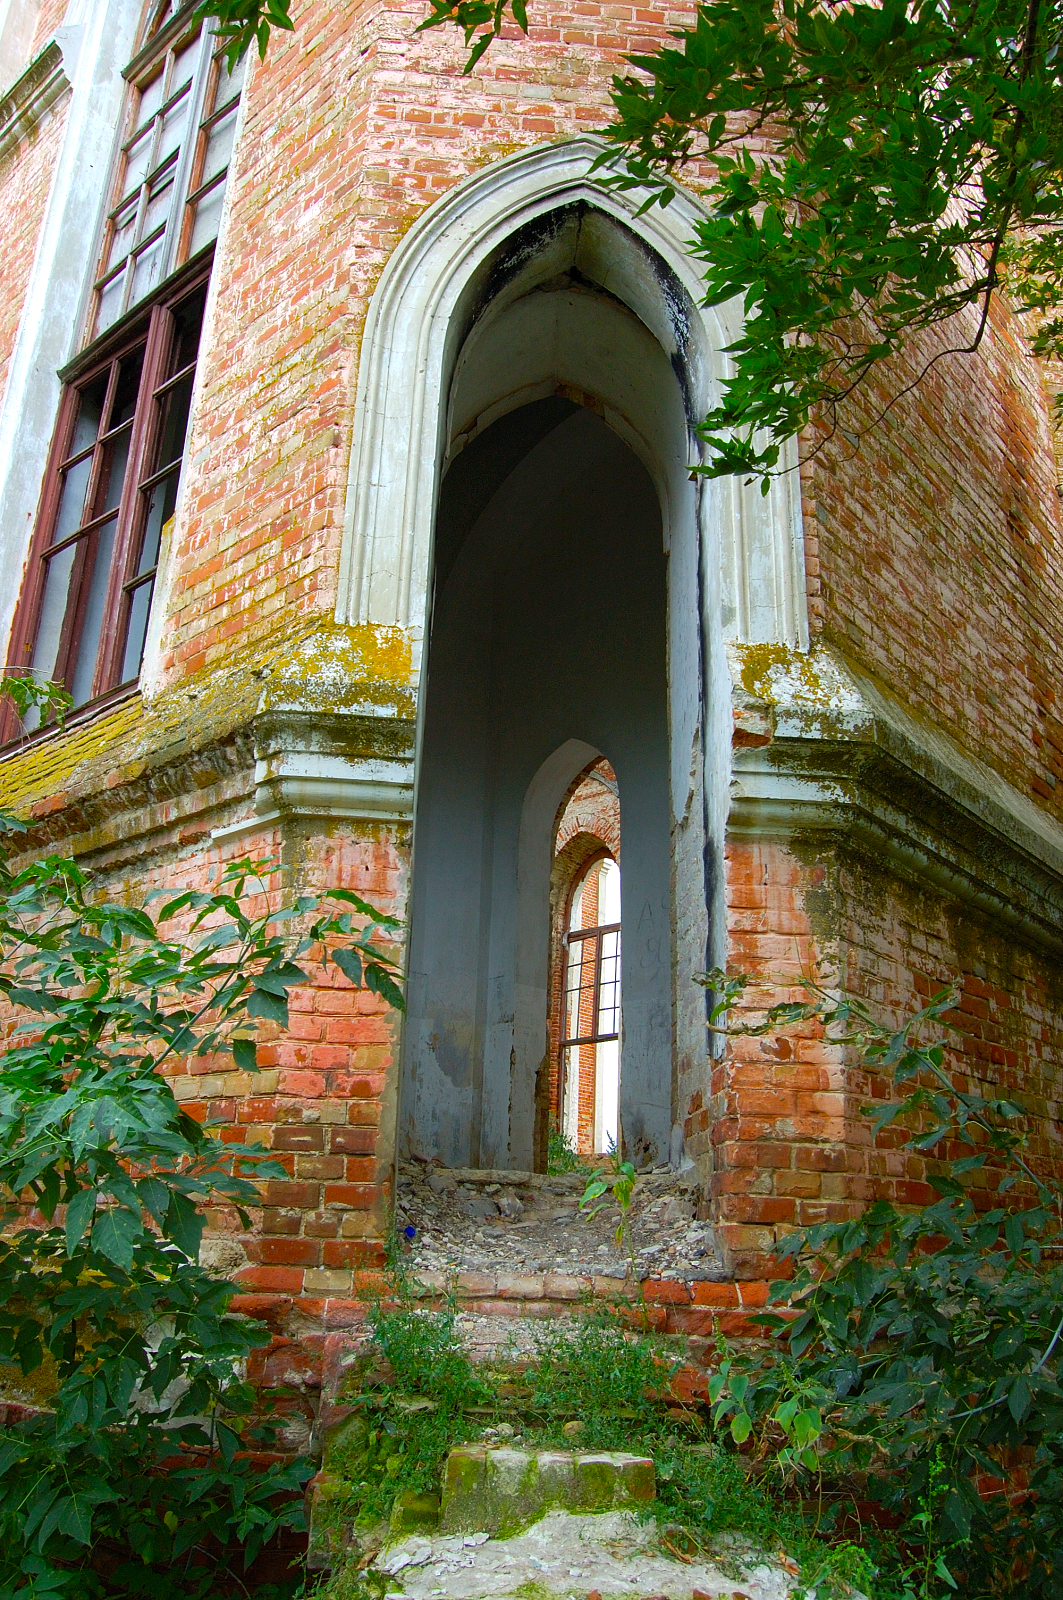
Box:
<box><xmin>336</xmin><ymin>144</ymin><xmax>807</xmax><ymax>1184</ymax></box>
<box><xmin>402</xmin><ymin>396</ymin><xmax>670</xmax><ymax>1170</ymax></box>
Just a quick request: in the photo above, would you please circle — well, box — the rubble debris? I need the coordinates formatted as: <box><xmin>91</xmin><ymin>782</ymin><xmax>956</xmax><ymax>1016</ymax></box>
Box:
<box><xmin>396</xmin><ymin>1165</ymin><xmax>727</xmax><ymax>1283</ymax></box>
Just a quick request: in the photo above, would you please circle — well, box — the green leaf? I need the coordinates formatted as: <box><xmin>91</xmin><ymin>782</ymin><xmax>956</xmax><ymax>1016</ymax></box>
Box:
<box><xmin>1007</xmin><ymin>1375</ymin><xmax>1032</xmax><ymax>1422</ymax></box>
<box><xmin>233</xmin><ymin>1036</ymin><xmax>258</xmax><ymax>1071</ymax></box>
<box><xmin>165</xmin><ymin>1189</ymin><xmax>206</xmax><ymax>1260</ymax></box>
<box><xmin>64</xmin><ymin>1187</ymin><xmax>97</xmax><ymax>1254</ymax></box>
<box><xmin>365</xmin><ymin>963</ymin><xmax>406</xmax><ymax>1013</ymax></box>
<box><xmin>247</xmin><ymin>986</ymin><xmax>288</xmax><ymax>1025</ymax></box>
<box><xmin>332</xmin><ymin>946</ymin><xmax>363</xmax><ymax>987</ymax></box>
<box><xmin>730</xmin><ymin>1412</ymin><xmax>752</xmax><ymax>1444</ymax></box>
<box><xmin>136</xmin><ymin>1175</ymin><xmax>173</xmax><ymax>1227</ymax></box>
<box><xmin>1004</xmin><ymin>1211</ymin><xmax>1027</xmax><ymax>1256</ymax></box>
<box><xmin>91</xmin><ymin>1206</ymin><xmax>142</xmax><ymax>1270</ymax></box>
<box><xmin>56</xmin><ymin>1493</ymin><xmax>94</xmax><ymax>1546</ymax></box>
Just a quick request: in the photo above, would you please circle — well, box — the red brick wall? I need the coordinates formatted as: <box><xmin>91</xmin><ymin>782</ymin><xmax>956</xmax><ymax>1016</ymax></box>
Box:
<box><xmin>28</xmin><ymin>0</ymin><xmax>66</xmax><ymax>60</ymax></box>
<box><xmin>804</xmin><ymin>297</ymin><xmax>1063</xmax><ymax>824</ymax></box>
<box><xmin>75</xmin><ymin>815</ymin><xmax>410</xmax><ymax>1304</ymax></box>
<box><xmin>708</xmin><ymin>837</ymin><xmax>1063</xmax><ymax>1278</ymax></box>
<box><xmin>0</xmin><ymin>81</ymin><xmax>67</xmax><ymax>403</ymax></box>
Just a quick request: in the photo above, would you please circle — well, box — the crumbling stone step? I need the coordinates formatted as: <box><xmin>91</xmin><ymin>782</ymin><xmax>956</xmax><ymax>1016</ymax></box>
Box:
<box><xmin>441</xmin><ymin>1444</ymin><xmax>654</xmax><ymax>1535</ymax></box>
<box><xmin>374</xmin><ymin>1507</ymin><xmax>813</xmax><ymax>1599</ymax></box>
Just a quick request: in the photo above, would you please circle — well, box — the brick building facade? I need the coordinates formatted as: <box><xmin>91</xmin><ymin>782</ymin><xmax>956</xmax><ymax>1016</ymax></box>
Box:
<box><xmin>0</xmin><ymin>0</ymin><xmax>1061</xmax><ymax>1353</ymax></box>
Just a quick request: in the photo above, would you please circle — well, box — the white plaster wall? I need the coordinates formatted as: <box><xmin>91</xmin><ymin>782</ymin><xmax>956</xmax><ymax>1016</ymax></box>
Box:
<box><xmin>0</xmin><ymin>0</ymin><xmax>43</xmax><ymax>89</ymax></box>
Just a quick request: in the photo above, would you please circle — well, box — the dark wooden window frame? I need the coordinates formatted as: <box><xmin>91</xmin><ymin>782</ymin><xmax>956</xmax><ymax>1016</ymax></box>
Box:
<box><xmin>3</xmin><ymin>254</ymin><xmax>212</xmax><ymax>742</ymax></box>
<box><xmin>1</xmin><ymin>0</ymin><xmax>246</xmax><ymax>746</ymax></box>
<box><xmin>561</xmin><ymin>921</ymin><xmax>622</xmax><ymax>1050</ymax></box>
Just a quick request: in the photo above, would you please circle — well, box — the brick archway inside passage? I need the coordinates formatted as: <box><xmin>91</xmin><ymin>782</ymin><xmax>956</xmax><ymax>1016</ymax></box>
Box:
<box><xmin>544</xmin><ymin>757</ymin><xmax>623</xmax><ymax>1167</ymax></box>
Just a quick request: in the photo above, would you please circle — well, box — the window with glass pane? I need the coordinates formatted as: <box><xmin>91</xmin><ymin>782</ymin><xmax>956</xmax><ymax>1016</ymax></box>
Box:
<box><xmin>2</xmin><ymin>3</ymin><xmax>243</xmax><ymax>738</ymax></box>
<box><xmin>14</xmin><ymin>277</ymin><xmax>206</xmax><ymax>716</ymax></box>
<box><xmin>91</xmin><ymin>5</ymin><xmax>244</xmax><ymax>339</ymax></box>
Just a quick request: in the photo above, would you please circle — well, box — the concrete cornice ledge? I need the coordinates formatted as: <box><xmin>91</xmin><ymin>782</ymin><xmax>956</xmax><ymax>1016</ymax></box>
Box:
<box><xmin>0</xmin><ymin>42</ymin><xmax>69</xmax><ymax>166</ymax></box>
<box><xmin>210</xmin><ymin>708</ymin><xmax>416</xmax><ymax>843</ymax></box>
<box><xmin>728</xmin><ymin>643</ymin><xmax>1063</xmax><ymax>956</ymax></box>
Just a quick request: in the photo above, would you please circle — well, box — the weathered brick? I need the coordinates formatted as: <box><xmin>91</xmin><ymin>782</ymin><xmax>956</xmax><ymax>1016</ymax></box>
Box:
<box><xmin>271</xmin><ymin>1125</ymin><xmax>325</xmax><ymax>1152</ymax></box>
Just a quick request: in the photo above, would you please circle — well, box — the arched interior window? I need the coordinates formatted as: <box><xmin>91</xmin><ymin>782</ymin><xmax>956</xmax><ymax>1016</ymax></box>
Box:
<box><xmin>560</xmin><ymin>854</ymin><xmax>621</xmax><ymax>1155</ymax></box>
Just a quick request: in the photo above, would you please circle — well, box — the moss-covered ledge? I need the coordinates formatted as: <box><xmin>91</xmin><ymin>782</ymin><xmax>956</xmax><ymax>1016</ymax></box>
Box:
<box><xmin>727</xmin><ymin>642</ymin><xmax>1063</xmax><ymax>955</ymax></box>
<box><xmin>0</xmin><ymin>620</ymin><xmax>417</xmax><ymax>864</ymax></box>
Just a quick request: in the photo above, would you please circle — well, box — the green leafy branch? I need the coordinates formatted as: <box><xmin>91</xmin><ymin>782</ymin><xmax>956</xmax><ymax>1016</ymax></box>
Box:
<box><xmin>193</xmin><ymin>0</ymin><xmax>1063</xmax><ymax>489</ymax></box>
<box><xmin>580</xmin><ymin>1146</ymin><xmax>638</xmax><ymax>1279</ymax></box>
<box><xmin>194</xmin><ymin>0</ymin><xmax>294</xmax><ymax>68</ymax></box>
<box><xmin>0</xmin><ymin>673</ymin><xmax>73</xmax><ymax>737</ymax></box>
<box><xmin>0</xmin><ymin>827</ymin><xmax>404</xmax><ymax>1595</ymax></box>
<box><xmin>418</xmin><ymin>0</ymin><xmax>529</xmax><ymax>72</ymax></box>
<box><xmin>697</xmin><ymin>967</ymin><xmax>1063</xmax><ymax>1596</ymax></box>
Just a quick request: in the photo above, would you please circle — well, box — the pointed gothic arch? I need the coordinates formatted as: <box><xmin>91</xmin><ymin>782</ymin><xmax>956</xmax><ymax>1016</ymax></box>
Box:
<box><xmin>336</xmin><ymin>137</ymin><xmax>806</xmax><ymax>653</ymax></box>
<box><xmin>337</xmin><ymin>139</ymin><xmax>806</xmax><ymax>1172</ymax></box>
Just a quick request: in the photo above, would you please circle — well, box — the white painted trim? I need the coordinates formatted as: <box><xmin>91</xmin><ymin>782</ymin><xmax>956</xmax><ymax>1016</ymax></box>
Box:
<box><xmin>209</xmin><ymin>752</ymin><xmax>415</xmax><ymax>843</ymax></box>
<box><xmin>336</xmin><ymin>137</ymin><xmax>808</xmax><ymax>665</ymax></box>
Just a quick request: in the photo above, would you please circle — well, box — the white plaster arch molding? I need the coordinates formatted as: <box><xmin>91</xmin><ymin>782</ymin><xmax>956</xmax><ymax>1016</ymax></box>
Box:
<box><xmin>335</xmin><ymin>136</ymin><xmax>808</xmax><ymax>666</ymax></box>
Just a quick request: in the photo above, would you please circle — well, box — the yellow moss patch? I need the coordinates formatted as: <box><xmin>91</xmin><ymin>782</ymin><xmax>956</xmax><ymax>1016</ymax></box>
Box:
<box><xmin>733</xmin><ymin>641</ymin><xmax>855</xmax><ymax>711</ymax></box>
<box><xmin>0</xmin><ymin>616</ymin><xmax>417</xmax><ymax>822</ymax></box>
<box><xmin>265</xmin><ymin>619</ymin><xmax>414</xmax><ymax>709</ymax></box>
<box><xmin>0</xmin><ymin>1351</ymin><xmax>58</xmax><ymax>1407</ymax></box>
<box><xmin>0</xmin><ymin>697</ymin><xmax>145</xmax><ymax>816</ymax></box>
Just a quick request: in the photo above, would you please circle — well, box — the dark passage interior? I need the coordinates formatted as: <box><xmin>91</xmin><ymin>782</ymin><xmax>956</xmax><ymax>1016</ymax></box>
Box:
<box><xmin>402</xmin><ymin>398</ymin><xmax>672</xmax><ymax>1170</ymax></box>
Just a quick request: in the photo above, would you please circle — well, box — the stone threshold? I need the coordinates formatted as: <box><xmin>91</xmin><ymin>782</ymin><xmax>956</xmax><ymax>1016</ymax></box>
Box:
<box><xmin>234</xmin><ymin>1273</ymin><xmax>773</xmax><ymax>1343</ymax></box>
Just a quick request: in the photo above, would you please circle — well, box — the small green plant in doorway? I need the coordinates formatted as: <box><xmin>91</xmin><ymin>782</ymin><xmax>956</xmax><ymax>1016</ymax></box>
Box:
<box><xmin>580</xmin><ymin>1145</ymin><xmax>639</xmax><ymax>1279</ymax></box>
<box><xmin>545</xmin><ymin>1128</ymin><xmax>590</xmax><ymax>1175</ymax></box>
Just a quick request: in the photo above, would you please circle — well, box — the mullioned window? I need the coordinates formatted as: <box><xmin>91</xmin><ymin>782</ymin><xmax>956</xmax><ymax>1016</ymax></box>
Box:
<box><xmin>4</xmin><ymin>0</ymin><xmax>244</xmax><ymax>728</ymax></box>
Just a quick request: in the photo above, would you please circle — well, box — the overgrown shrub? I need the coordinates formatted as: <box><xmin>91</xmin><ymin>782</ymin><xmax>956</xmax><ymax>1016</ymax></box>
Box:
<box><xmin>325</xmin><ymin>1307</ymin><xmax>494</xmax><ymax>1532</ymax></box>
<box><xmin>0</xmin><ymin>816</ymin><xmax>402</xmax><ymax>1600</ymax></box>
<box><xmin>544</xmin><ymin>1130</ymin><xmax>588</xmax><ymax>1176</ymax></box>
<box><xmin>701</xmin><ymin>972</ymin><xmax>1063</xmax><ymax>1599</ymax></box>
<box><xmin>528</xmin><ymin>1315</ymin><xmax>669</xmax><ymax>1444</ymax></box>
